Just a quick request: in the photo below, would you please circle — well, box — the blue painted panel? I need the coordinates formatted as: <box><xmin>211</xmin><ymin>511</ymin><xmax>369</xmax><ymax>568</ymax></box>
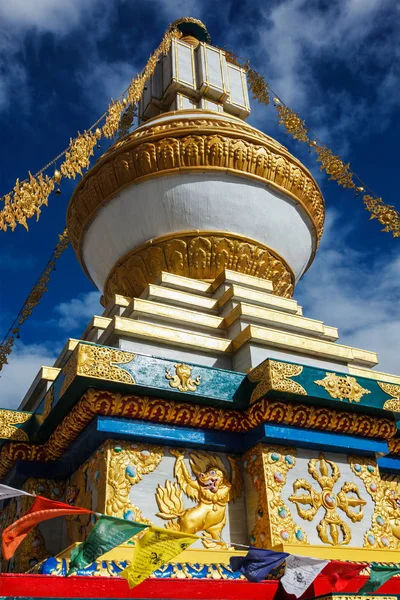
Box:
<box><xmin>378</xmin><ymin>456</ymin><xmax>400</xmax><ymax>472</ymax></box>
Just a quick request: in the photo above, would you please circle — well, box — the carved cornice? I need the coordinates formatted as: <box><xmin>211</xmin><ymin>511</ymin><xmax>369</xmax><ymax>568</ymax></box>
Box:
<box><xmin>103</xmin><ymin>231</ymin><xmax>295</xmax><ymax>304</ymax></box>
<box><xmin>67</xmin><ymin>111</ymin><xmax>325</xmax><ymax>262</ymax></box>
<box><xmin>0</xmin><ymin>388</ymin><xmax>395</xmax><ymax>481</ymax></box>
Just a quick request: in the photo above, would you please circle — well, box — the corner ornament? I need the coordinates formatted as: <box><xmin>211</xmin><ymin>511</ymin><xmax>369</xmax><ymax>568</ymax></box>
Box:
<box><xmin>315</xmin><ymin>373</ymin><xmax>371</xmax><ymax>403</ymax></box>
<box><xmin>378</xmin><ymin>382</ymin><xmax>400</xmax><ymax>412</ymax></box>
<box><xmin>165</xmin><ymin>363</ymin><xmax>201</xmax><ymax>393</ymax></box>
<box><xmin>248</xmin><ymin>360</ymin><xmax>306</xmax><ymax>404</ymax></box>
<box><xmin>0</xmin><ymin>409</ymin><xmax>31</xmax><ymax>441</ymax></box>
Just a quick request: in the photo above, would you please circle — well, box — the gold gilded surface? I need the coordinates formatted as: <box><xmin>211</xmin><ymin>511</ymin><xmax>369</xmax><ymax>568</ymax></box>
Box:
<box><xmin>0</xmin><ymin>409</ymin><xmax>31</xmax><ymax>441</ymax></box>
<box><xmin>106</xmin><ymin>440</ymin><xmax>163</xmax><ymax>523</ymax></box>
<box><xmin>41</xmin><ymin>388</ymin><xmax>54</xmax><ymax>420</ymax></box>
<box><xmin>363</xmin><ymin>195</ymin><xmax>400</xmax><ymax>238</ymax></box>
<box><xmin>315</xmin><ymin>372</ymin><xmax>371</xmax><ymax>403</ymax></box>
<box><xmin>0</xmin><ymin>388</ymin><xmax>396</xmax><ymax>482</ymax></box>
<box><xmin>248</xmin><ymin>359</ymin><xmax>306</xmax><ymax>404</ymax></box>
<box><xmin>60</xmin><ymin>131</ymin><xmax>97</xmax><ymax>180</ymax></box>
<box><xmin>290</xmin><ymin>453</ymin><xmax>366</xmax><ymax>546</ymax></box>
<box><xmin>60</xmin><ymin>344</ymin><xmax>136</xmax><ymax>397</ymax></box>
<box><xmin>104</xmin><ymin>231</ymin><xmax>294</xmax><ymax>304</ymax></box>
<box><xmin>156</xmin><ymin>449</ymin><xmax>242</xmax><ymax>548</ymax></box>
<box><xmin>244</xmin><ymin>444</ymin><xmax>305</xmax><ymax>547</ymax></box>
<box><xmin>381</xmin><ymin>474</ymin><xmax>400</xmax><ymax>544</ymax></box>
<box><xmin>379</xmin><ymin>381</ymin><xmax>400</xmax><ymax>412</ymax></box>
<box><xmin>276</xmin><ymin>105</ymin><xmax>309</xmax><ymax>143</ymax></box>
<box><xmin>67</xmin><ymin>112</ymin><xmax>325</xmax><ymax>255</ymax></box>
<box><xmin>165</xmin><ymin>363</ymin><xmax>201</xmax><ymax>392</ymax></box>
<box><xmin>349</xmin><ymin>457</ymin><xmax>397</xmax><ymax>549</ymax></box>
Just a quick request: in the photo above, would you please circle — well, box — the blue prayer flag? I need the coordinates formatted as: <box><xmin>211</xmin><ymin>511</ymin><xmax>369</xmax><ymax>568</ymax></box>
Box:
<box><xmin>230</xmin><ymin>547</ymin><xmax>289</xmax><ymax>582</ymax></box>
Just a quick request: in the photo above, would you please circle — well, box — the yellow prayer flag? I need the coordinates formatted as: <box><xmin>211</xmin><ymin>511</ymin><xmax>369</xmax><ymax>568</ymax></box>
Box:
<box><xmin>121</xmin><ymin>526</ymin><xmax>198</xmax><ymax>588</ymax></box>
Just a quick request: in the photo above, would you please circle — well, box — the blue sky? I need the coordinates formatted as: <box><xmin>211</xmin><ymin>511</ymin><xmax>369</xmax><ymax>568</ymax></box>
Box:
<box><xmin>0</xmin><ymin>0</ymin><xmax>399</xmax><ymax>407</ymax></box>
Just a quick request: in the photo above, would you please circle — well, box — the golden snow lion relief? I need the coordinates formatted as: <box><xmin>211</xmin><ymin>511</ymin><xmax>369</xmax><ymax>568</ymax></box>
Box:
<box><xmin>155</xmin><ymin>449</ymin><xmax>242</xmax><ymax>548</ymax></box>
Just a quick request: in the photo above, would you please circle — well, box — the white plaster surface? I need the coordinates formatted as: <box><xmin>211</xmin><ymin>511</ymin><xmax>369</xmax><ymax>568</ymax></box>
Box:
<box><xmin>82</xmin><ymin>172</ymin><xmax>315</xmax><ymax>291</ymax></box>
<box><xmin>282</xmin><ymin>448</ymin><xmax>374</xmax><ymax>547</ymax></box>
<box><xmin>128</xmin><ymin>447</ymin><xmax>248</xmax><ymax>548</ymax></box>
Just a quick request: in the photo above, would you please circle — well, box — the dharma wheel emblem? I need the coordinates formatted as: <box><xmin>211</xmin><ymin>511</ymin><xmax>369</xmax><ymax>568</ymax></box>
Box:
<box><xmin>315</xmin><ymin>372</ymin><xmax>371</xmax><ymax>403</ymax></box>
<box><xmin>289</xmin><ymin>453</ymin><xmax>366</xmax><ymax>546</ymax></box>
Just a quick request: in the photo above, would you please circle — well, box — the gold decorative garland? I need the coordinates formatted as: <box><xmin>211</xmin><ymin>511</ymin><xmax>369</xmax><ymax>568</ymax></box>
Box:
<box><xmin>0</xmin><ymin>25</ymin><xmax>182</xmax><ymax>233</ymax></box>
<box><xmin>0</xmin><ymin>228</ymin><xmax>70</xmax><ymax>372</ymax></box>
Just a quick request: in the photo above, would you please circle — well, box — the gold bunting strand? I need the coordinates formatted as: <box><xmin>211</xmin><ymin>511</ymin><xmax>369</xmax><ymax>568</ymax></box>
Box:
<box><xmin>275</xmin><ymin>104</ymin><xmax>310</xmax><ymax>143</ymax></box>
<box><xmin>246</xmin><ymin>66</ymin><xmax>270</xmax><ymax>105</ymax></box>
<box><xmin>363</xmin><ymin>195</ymin><xmax>400</xmax><ymax>237</ymax></box>
<box><xmin>0</xmin><ymin>25</ymin><xmax>181</xmax><ymax>233</ymax></box>
<box><xmin>0</xmin><ymin>229</ymin><xmax>70</xmax><ymax>373</ymax></box>
<box><xmin>314</xmin><ymin>145</ymin><xmax>355</xmax><ymax>189</ymax></box>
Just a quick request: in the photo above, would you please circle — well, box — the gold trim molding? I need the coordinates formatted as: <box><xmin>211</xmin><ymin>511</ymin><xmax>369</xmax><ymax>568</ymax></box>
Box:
<box><xmin>103</xmin><ymin>231</ymin><xmax>295</xmax><ymax>304</ymax></box>
<box><xmin>67</xmin><ymin>111</ymin><xmax>325</xmax><ymax>261</ymax></box>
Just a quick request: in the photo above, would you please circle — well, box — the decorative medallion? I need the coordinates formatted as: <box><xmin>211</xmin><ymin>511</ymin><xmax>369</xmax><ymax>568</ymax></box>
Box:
<box><xmin>248</xmin><ymin>360</ymin><xmax>306</xmax><ymax>404</ymax></box>
<box><xmin>156</xmin><ymin>449</ymin><xmax>242</xmax><ymax>548</ymax></box>
<box><xmin>378</xmin><ymin>382</ymin><xmax>400</xmax><ymax>412</ymax></box>
<box><xmin>289</xmin><ymin>453</ymin><xmax>366</xmax><ymax>546</ymax></box>
<box><xmin>0</xmin><ymin>409</ymin><xmax>31</xmax><ymax>441</ymax></box>
<box><xmin>165</xmin><ymin>363</ymin><xmax>201</xmax><ymax>393</ymax></box>
<box><xmin>315</xmin><ymin>373</ymin><xmax>371</xmax><ymax>403</ymax></box>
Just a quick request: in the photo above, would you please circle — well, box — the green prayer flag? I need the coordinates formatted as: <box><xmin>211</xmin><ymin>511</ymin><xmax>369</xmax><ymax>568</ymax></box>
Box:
<box><xmin>359</xmin><ymin>563</ymin><xmax>400</xmax><ymax>593</ymax></box>
<box><xmin>68</xmin><ymin>515</ymin><xmax>148</xmax><ymax>575</ymax></box>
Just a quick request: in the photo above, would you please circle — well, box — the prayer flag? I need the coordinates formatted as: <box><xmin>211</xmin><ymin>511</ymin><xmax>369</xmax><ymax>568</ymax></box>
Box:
<box><xmin>230</xmin><ymin>547</ymin><xmax>289</xmax><ymax>582</ymax></box>
<box><xmin>359</xmin><ymin>563</ymin><xmax>400</xmax><ymax>593</ymax></box>
<box><xmin>1</xmin><ymin>495</ymin><xmax>92</xmax><ymax>559</ymax></box>
<box><xmin>68</xmin><ymin>515</ymin><xmax>148</xmax><ymax>575</ymax></box>
<box><xmin>280</xmin><ymin>555</ymin><xmax>329</xmax><ymax>597</ymax></box>
<box><xmin>0</xmin><ymin>484</ymin><xmax>33</xmax><ymax>501</ymax></box>
<box><xmin>321</xmin><ymin>560</ymin><xmax>367</xmax><ymax>592</ymax></box>
<box><xmin>121</xmin><ymin>526</ymin><xmax>197</xmax><ymax>588</ymax></box>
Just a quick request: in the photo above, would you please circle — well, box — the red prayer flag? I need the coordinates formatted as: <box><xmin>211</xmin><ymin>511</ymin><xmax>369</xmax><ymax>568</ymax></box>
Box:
<box><xmin>1</xmin><ymin>495</ymin><xmax>92</xmax><ymax>559</ymax></box>
<box><xmin>321</xmin><ymin>561</ymin><xmax>367</xmax><ymax>592</ymax></box>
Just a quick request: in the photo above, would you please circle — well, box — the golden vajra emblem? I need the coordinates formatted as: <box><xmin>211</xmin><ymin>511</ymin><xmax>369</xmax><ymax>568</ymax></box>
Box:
<box><xmin>315</xmin><ymin>372</ymin><xmax>371</xmax><ymax>403</ymax></box>
<box><xmin>156</xmin><ymin>449</ymin><xmax>242</xmax><ymax>548</ymax></box>
<box><xmin>165</xmin><ymin>363</ymin><xmax>201</xmax><ymax>393</ymax></box>
<box><xmin>289</xmin><ymin>453</ymin><xmax>366</xmax><ymax>545</ymax></box>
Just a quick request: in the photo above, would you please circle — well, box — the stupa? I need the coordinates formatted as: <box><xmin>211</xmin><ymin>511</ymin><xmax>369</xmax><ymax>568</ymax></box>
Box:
<box><xmin>1</xmin><ymin>16</ymin><xmax>400</xmax><ymax>600</ymax></box>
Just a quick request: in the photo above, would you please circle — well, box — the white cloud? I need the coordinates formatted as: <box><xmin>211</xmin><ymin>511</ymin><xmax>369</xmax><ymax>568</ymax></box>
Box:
<box><xmin>0</xmin><ymin>341</ymin><xmax>58</xmax><ymax>409</ymax></box>
<box><xmin>53</xmin><ymin>290</ymin><xmax>102</xmax><ymax>331</ymax></box>
<box><xmin>296</xmin><ymin>210</ymin><xmax>400</xmax><ymax>375</ymax></box>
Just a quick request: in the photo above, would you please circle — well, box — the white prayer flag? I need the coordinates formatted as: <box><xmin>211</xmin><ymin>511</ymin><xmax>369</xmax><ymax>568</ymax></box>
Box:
<box><xmin>280</xmin><ymin>554</ymin><xmax>329</xmax><ymax>598</ymax></box>
<box><xmin>0</xmin><ymin>484</ymin><xmax>33</xmax><ymax>501</ymax></box>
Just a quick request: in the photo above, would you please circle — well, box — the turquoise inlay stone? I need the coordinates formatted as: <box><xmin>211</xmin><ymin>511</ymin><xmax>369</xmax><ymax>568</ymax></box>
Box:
<box><xmin>295</xmin><ymin>530</ymin><xmax>304</xmax><ymax>541</ymax></box>
<box><xmin>367</xmin><ymin>534</ymin><xmax>376</xmax><ymax>545</ymax></box>
<box><xmin>280</xmin><ymin>530</ymin><xmax>289</xmax><ymax>541</ymax></box>
<box><xmin>257</xmin><ymin>509</ymin><xmax>263</xmax><ymax>518</ymax></box>
<box><xmin>252</xmin><ymin>455</ymin><xmax>258</xmax><ymax>462</ymax></box>
<box><xmin>126</xmin><ymin>464</ymin><xmax>137</xmax><ymax>478</ymax></box>
<box><xmin>124</xmin><ymin>510</ymin><xmax>135</xmax><ymax>521</ymax></box>
<box><xmin>141</xmin><ymin>449</ymin><xmax>150</xmax><ymax>457</ymax></box>
<box><xmin>367</xmin><ymin>465</ymin><xmax>375</xmax><ymax>473</ymax></box>
<box><xmin>32</xmin><ymin>538</ymin><xmax>41</xmax><ymax>547</ymax></box>
<box><xmin>114</xmin><ymin>445</ymin><xmax>123</xmax><ymax>453</ymax></box>
<box><xmin>37</xmin><ymin>484</ymin><xmax>45</xmax><ymax>492</ymax></box>
<box><xmin>52</xmin><ymin>487</ymin><xmax>60</xmax><ymax>496</ymax></box>
<box><xmin>370</xmin><ymin>483</ymin><xmax>377</xmax><ymax>493</ymax></box>
<box><xmin>271</xmin><ymin>452</ymin><xmax>280</xmax><ymax>462</ymax></box>
<box><xmin>94</xmin><ymin>470</ymin><xmax>100</xmax><ymax>482</ymax></box>
<box><xmin>285</xmin><ymin>455</ymin><xmax>294</xmax><ymax>465</ymax></box>
<box><xmin>381</xmin><ymin>537</ymin><xmax>390</xmax><ymax>547</ymax></box>
<box><xmin>354</xmin><ymin>464</ymin><xmax>361</xmax><ymax>472</ymax></box>
<box><xmin>274</xmin><ymin>472</ymin><xmax>284</xmax><ymax>483</ymax></box>
<box><xmin>376</xmin><ymin>515</ymin><xmax>385</xmax><ymax>526</ymax></box>
<box><xmin>29</xmin><ymin>558</ymin><xmax>38</xmax><ymax>567</ymax></box>
<box><xmin>278</xmin><ymin>507</ymin><xmax>288</xmax><ymax>518</ymax></box>
<box><xmin>244</xmin><ymin>460</ymin><xmax>248</xmax><ymax>469</ymax></box>
<box><xmin>250</xmin><ymin>535</ymin><xmax>256</xmax><ymax>544</ymax></box>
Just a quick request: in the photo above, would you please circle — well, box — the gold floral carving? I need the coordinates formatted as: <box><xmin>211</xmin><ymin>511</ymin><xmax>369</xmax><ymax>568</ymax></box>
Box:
<box><xmin>106</xmin><ymin>440</ymin><xmax>163</xmax><ymax>523</ymax></box>
<box><xmin>165</xmin><ymin>363</ymin><xmax>201</xmax><ymax>392</ymax></box>
<box><xmin>60</xmin><ymin>131</ymin><xmax>97</xmax><ymax>179</ymax></box>
<box><xmin>0</xmin><ymin>388</ymin><xmax>396</xmax><ymax>482</ymax></box>
<box><xmin>381</xmin><ymin>474</ymin><xmax>400</xmax><ymax>546</ymax></box>
<box><xmin>290</xmin><ymin>453</ymin><xmax>366</xmax><ymax>546</ymax></box>
<box><xmin>104</xmin><ymin>232</ymin><xmax>294</xmax><ymax>304</ymax></box>
<box><xmin>67</xmin><ymin>115</ymin><xmax>325</xmax><ymax>255</ymax></box>
<box><xmin>315</xmin><ymin>373</ymin><xmax>371</xmax><ymax>403</ymax></box>
<box><xmin>60</xmin><ymin>343</ymin><xmax>136</xmax><ymax>397</ymax></box>
<box><xmin>244</xmin><ymin>444</ymin><xmax>305</xmax><ymax>547</ymax></box>
<box><xmin>349</xmin><ymin>457</ymin><xmax>396</xmax><ymax>550</ymax></box>
<box><xmin>276</xmin><ymin>105</ymin><xmax>309</xmax><ymax>143</ymax></box>
<box><xmin>315</xmin><ymin>145</ymin><xmax>355</xmax><ymax>189</ymax></box>
<box><xmin>156</xmin><ymin>449</ymin><xmax>242</xmax><ymax>548</ymax></box>
<box><xmin>378</xmin><ymin>382</ymin><xmax>400</xmax><ymax>412</ymax></box>
<box><xmin>248</xmin><ymin>360</ymin><xmax>306</xmax><ymax>404</ymax></box>
<box><xmin>0</xmin><ymin>409</ymin><xmax>31</xmax><ymax>441</ymax></box>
